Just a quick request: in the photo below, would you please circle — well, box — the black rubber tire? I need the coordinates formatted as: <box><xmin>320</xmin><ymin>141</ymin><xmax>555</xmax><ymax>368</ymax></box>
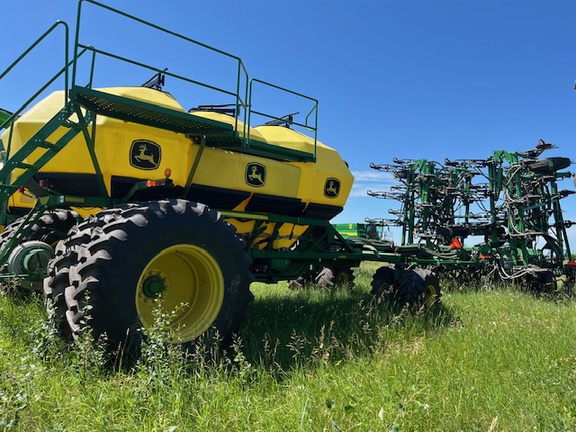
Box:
<box><xmin>524</xmin><ymin>270</ymin><xmax>557</xmax><ymax>295</ymax></box>
<box><xmin>370</xmin><ymin>265</ymin><xmax>396</xmax><ymax>298</ymax></box>
<box><xmin>44</xmin><ymin>207</ymin><xmax>129</xmax><ymax>340</ymax></box>
<box><xmin>315</xmin><ymin>267</ymin><xmax>335</xmax><ymax>287</ymax></box>
<box><xmin>0</xmin><ymin>209</ymin><xmax>79</xmax><ymax>250</ymax></box>
<box><xmin>0</xmin><ymin>209</ymin><xmax>78</xmax><ymax>290</ymax></box>
<box><xmin>395</xmin><ymin>268</ymin><xmax>441</xmax><ymax>308</ymax></box>
<box><xmin>51</xmin><ymin>200</ymin><xmax>253</xmax><ymax>359</ymax></box>
<box><xmin>316</xmin><ymin>266</ymin><xmax>355</xmax><ymax>289</ymax></box>
<box><xmin>288</xmin><ymin>270</ymin><xmax>316</xmax><ymax>290</ymax></box>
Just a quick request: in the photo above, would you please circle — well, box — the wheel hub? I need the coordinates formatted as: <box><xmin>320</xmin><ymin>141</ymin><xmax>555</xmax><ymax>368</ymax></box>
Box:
<box><xmin>142</xmin><ymin>273</ymin><xmax>167</xmax><ymax>299</ymax></box>
<box><xmin>7</xmin><ymin>240</ymin><xmax>54</xmax><ymax>279</ymax></box>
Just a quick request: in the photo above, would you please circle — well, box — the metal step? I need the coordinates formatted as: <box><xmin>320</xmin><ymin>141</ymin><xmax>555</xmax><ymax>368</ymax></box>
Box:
<box><xmin>71</xmin><ymin>85</ymin><xmax>238</xmax><ymax>143</ymax></box>
<box><xmin>71</xmin><ymin>85</ymin><xmax>315</xmax><ymax>162</ymax></box>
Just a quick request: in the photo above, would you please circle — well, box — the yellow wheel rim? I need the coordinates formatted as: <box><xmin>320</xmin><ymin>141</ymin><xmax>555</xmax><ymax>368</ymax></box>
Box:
<box><xmin>423</xmin><ymin>283</ymin><xmax>437</xmax><ymax>307</ymax></box>
<box><xmin>136</xmin><ymin>244</ymin><xmax>224</xmax><ymax>342</ymax></box>
<box><xmin>337</xmin><ymin>272</ymin><xmax>349</xmax><ymax>286</ymax></box>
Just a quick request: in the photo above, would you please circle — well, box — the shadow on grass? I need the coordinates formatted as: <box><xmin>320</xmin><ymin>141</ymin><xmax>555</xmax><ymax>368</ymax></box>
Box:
<box><xmin>0</xmin><ymin>281</ymin><xmax>458</xmax><ymax>376</ymax></box>
<box><xmin>240</xmin><ymin>288</ymin><xmax>456</xmax><ymax>374</ymax></box>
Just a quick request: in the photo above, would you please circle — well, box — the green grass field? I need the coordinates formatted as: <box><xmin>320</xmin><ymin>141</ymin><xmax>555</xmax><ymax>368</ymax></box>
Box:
<box><xmin>1</xmin><ymin>263</ymin><xmax>576</xmax><ymax>431</ymax></box>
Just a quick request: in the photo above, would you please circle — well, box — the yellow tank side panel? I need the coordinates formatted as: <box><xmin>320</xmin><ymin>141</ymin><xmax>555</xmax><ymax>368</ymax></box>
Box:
<box><xmin>298</xmin><ymin>145</ymin><xmax>354</xmax><ymax>208</ymax></box>
<box><xmin>95</xmin><ymin>120</ymin><xmax>188</xmax><ymax>185</ymax></box>
<box><xmin>255</xmin><ymin>126</ymin><xmax>354</xmax><ymax>209</ymax></box>
<box><xmin>192</xmin><ymin>149</ymin><xmax>301</xmax><ymax>200</ymax></box>
<box><xmin>2</xmin><ymin>86</ymin><xmax>354</xmax><ymax>251</ymax></box>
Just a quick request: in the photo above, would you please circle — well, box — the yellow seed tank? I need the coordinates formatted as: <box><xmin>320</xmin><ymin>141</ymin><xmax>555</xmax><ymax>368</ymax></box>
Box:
<box><xmin>3</xmin><ymin>87</ymin><xmax>354</xmax><ymax>248</ymax></box>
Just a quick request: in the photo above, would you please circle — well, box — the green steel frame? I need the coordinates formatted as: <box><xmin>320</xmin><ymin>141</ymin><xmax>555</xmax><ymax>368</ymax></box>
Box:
<box><xmin>369</xmin><ymin>140</ymin><xmax>575</xmax><ymax>286</ymax></box>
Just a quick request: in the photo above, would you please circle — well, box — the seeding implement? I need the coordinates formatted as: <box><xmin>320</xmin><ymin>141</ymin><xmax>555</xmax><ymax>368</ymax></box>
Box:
<box><xmin>368</xmin><ymin>140</ymin><xmax>576</xmax><ymax>292</ymax></box>
<box><xmin>1</xmin><ymin>1</ymin><xmax>573</xmax><ymax>358</ymax></box>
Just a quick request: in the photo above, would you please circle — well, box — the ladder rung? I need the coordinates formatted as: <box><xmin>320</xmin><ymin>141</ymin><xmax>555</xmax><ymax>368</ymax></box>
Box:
<box><xmin>15</xmin><ymin>162</ymin><xmax>38</xmax><ymax>170</ymax></box>
<box><xmin>35</xmin><ymin>140</ymin><xmax>53</xmax><ymax>149</ymax></box>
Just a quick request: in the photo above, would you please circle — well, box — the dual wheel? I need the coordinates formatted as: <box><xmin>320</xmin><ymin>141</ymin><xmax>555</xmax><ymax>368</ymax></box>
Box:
<box><xmin>0</xmin><ymin>209</ymin><xmax>79</xmax><ymax>290</ymax></box>
<box><xmin>523</xmin><ymin>269</ymin><xmax>557</xmax><ymax>295</ymax></box>
<box><xmin>289</xmin><ymin>265</ymin><xmax>355</xmax><ymax>290</ymax></box>
<box><xmin>41</xmin><ymin>199</ymin><xmax>253</xmax><ymax>356</ymax></box>
<box><xmin>371</xmin><ymin>266</ymin><xmax>441</xmax><ymax>309</ymax></box>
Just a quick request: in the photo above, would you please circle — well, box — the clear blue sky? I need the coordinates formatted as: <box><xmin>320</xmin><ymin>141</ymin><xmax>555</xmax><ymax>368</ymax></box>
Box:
<box><xmin>3</xmin><ymin>1</ymin><xmax>576</xmax><ymax>242</ymax></box>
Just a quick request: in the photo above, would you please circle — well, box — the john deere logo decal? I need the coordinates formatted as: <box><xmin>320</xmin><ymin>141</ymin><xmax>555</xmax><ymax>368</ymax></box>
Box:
<box><xmin>246</xmin><ymin>163</ymin><xmax>266</xmax><ymax>187</ymax></box>
<box><xmin>324</xmin><ymin>178</ymin><xmax>340</xmax><ymax>198</ymax></box>
<box><xmin>130</xmin><ymin>140</ymin><xmax>161</xmax><ymax>170</ymax></box>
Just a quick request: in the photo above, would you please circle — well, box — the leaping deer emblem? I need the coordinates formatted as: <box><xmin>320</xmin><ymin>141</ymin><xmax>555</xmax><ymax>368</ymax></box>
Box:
<box><xmin>247</xmin><ymin>164</ymin><xmax>265</xmax><ymax>186</ymax></box>
<box><xmin>325</xmin><ymin>179</ymin><xmax>339</xmax><ymax>197</ymax></box>
<box><xmin>135</xmin><ymin>143</ymin><xmax>156</xmax><ymax>165</ymax></box>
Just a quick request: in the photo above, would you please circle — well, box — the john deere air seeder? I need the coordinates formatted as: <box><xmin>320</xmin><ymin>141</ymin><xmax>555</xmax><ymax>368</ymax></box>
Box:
<box><xmin>5</xmin><ymin>1</ymin><xmax>565</xmax><ymax>360</ymax></box>
<box><xmin>1</xmin><ymin>1</ymin><xmax>437</xmax><ymax>358</ymax></box>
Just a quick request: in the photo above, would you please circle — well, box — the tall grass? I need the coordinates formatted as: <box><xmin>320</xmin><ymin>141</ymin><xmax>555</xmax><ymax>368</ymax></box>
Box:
<box><xmin>1</xmin><ymin>263</ymin><xmax>575</xmax><ymax>431</ymax></box>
